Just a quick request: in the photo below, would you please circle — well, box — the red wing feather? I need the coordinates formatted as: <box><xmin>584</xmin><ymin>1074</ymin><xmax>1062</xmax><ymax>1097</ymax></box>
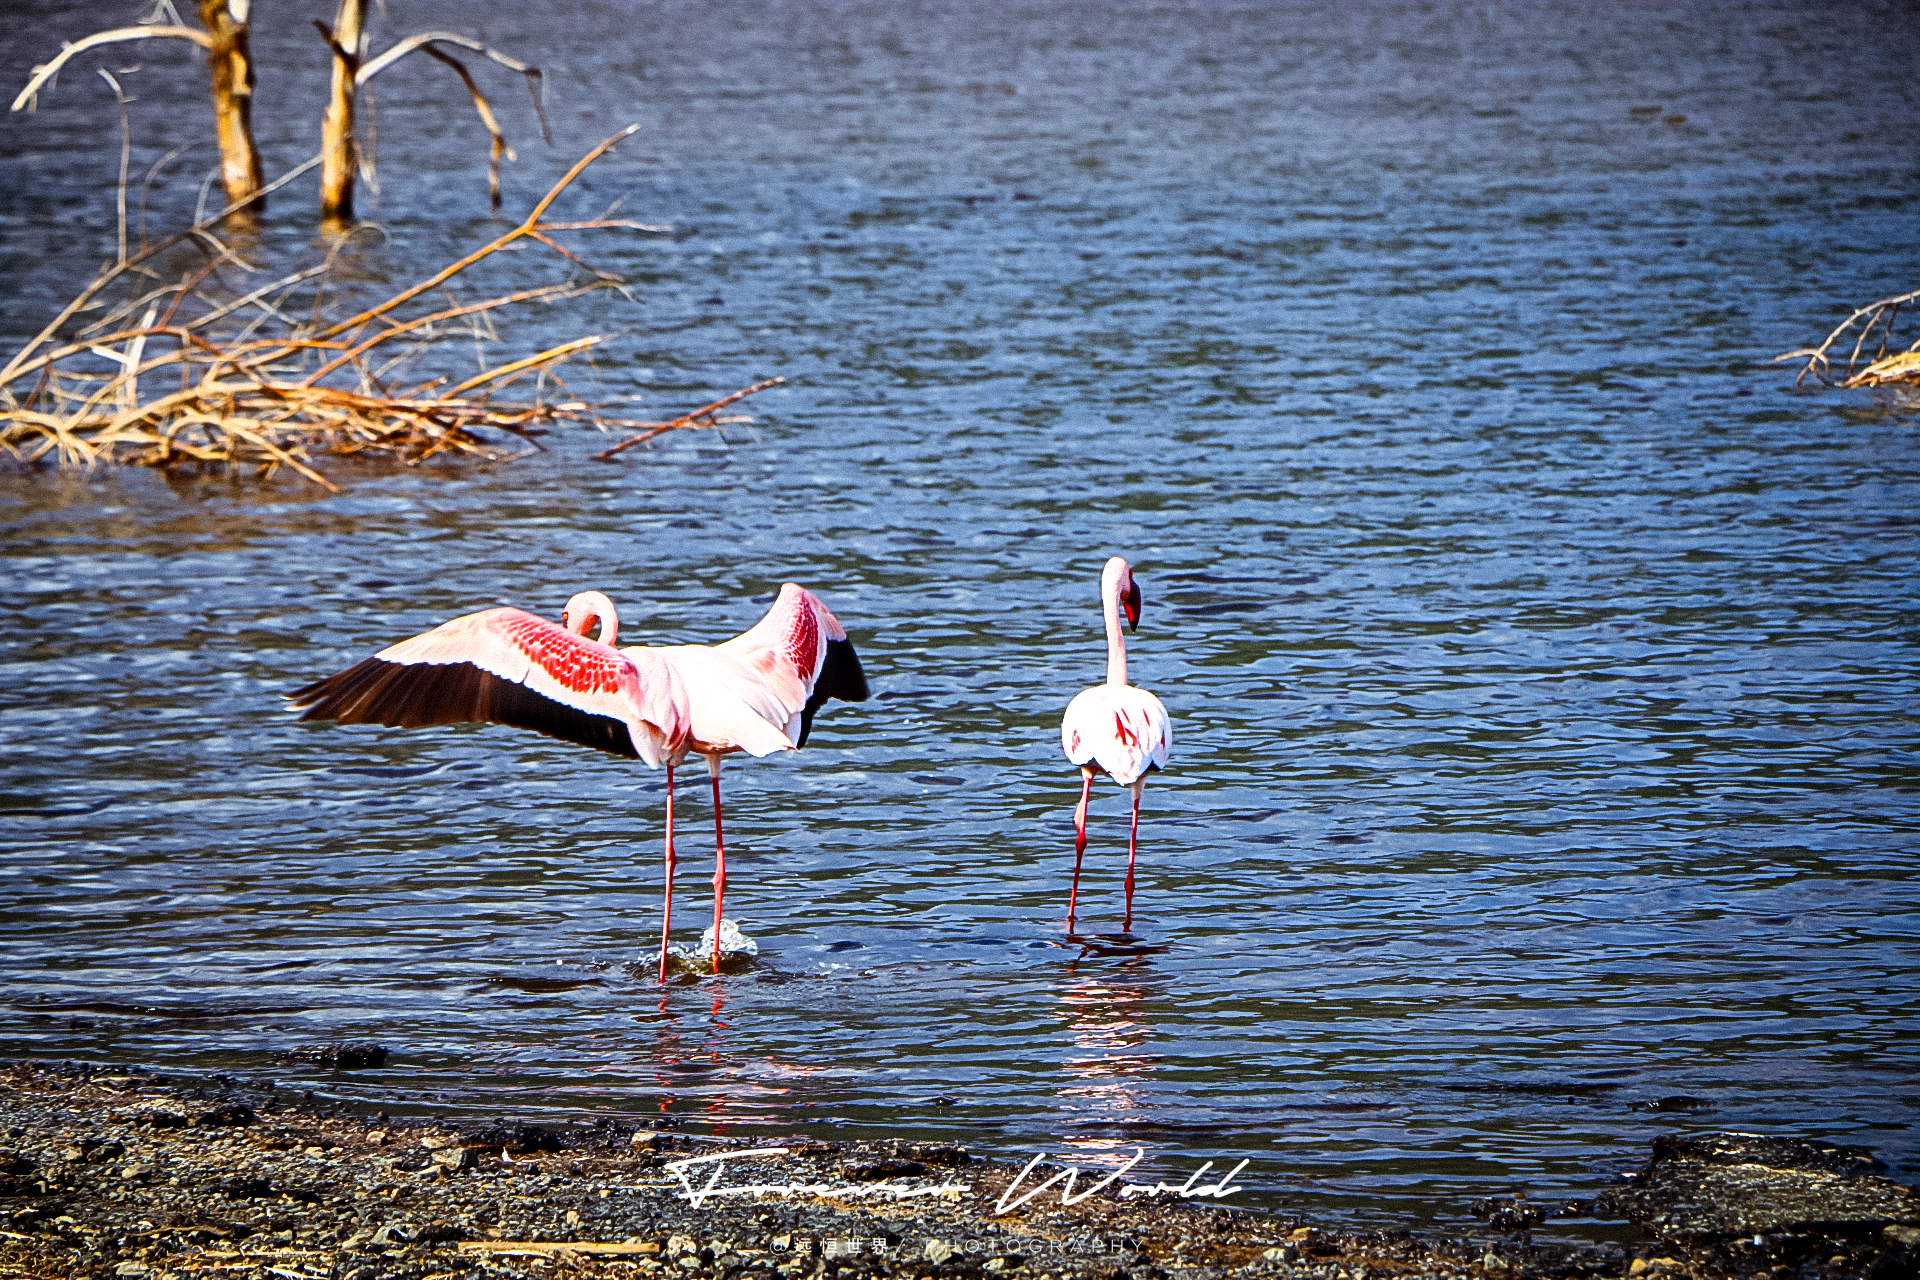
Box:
<box><xmin>289</xmin><ymin>656</ymin><xmax>643</xmax><ymax>758</ymax></box>
<box><xmin>716</xmin><ymin>585</ymin><xmax>870</xmax><ymax>748</ymax></box>
<box><xmin>288</xmin><ymin>606</ymin><xmax>687</xmax><ymax>763</ymax></box>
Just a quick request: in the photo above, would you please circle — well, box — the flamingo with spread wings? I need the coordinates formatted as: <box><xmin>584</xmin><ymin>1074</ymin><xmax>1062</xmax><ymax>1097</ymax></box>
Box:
<box><xmin>1060</xmin><ymin>556</ymin><xmax>1171</xmax><ymax>929</ymax></box>
<box><xmin>621</xmin><ymin>583</ymin><xmax>868</xmax><ymax>976</ymax></box>
<box><xmin>288</xmin><ymin>583</ymin><xmax>868</xmax><ymax>981</ymax></box>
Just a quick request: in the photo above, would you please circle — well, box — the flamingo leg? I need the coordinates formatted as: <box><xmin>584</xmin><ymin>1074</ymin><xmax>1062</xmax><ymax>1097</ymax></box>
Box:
<box><xmin>658</xmin><ymin>761</ymin><xmax>677</xmax><ymax>984</ymax></box>
<box><xmin>708</xmin><ymin>754</ymin><xmax>726</xmax><ymax>974</ymax></box>
<box><xmin>1068</xmin><ymin>766</ymin><xmax>1094</xmax><ymax>927</ymax></box>
<box><xmin>1124</xmin><ymin>778</ymin><xmax>1144</xmax><ymax>928</ymax></box>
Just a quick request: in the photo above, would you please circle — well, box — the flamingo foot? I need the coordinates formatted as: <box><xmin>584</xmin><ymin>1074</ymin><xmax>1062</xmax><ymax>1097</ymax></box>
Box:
<box><xmin>661</xmin><ymin>919</ymin><xmax>759</xmax><ymax>975</ymax></box>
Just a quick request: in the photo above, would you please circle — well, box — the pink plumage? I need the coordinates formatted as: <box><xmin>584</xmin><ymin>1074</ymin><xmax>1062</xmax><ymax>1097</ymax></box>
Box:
<box><xmin>643</xmin><ymin>583</ymin><xmax>868</xmax><ymax>976</ymax></box>
<box><xmin>288</xmin><ymin>582</ymin><xmax>869</xmax><ymax>982</ymax></box>
<box><xmin>288</xmin><ymin>603</ymin><xmax>689</xmax><ymax>766</ymax></box>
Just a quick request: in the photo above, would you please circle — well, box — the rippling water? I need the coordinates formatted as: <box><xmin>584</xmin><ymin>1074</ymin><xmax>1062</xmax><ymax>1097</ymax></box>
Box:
<box><xmin>3</xmin><ymin>0</ymin><xmax>1919</xmax><ymax>1235</ymax></box>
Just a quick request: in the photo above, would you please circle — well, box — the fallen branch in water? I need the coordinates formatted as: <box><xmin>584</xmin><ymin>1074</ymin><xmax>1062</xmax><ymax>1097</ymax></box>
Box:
<box><xmin>592</xmin><ymin>377</ymin><xmax>786</xmax><ymax>460</ymax></box>
<box><xmin>1774</xmin><ymin>288</ymin><xmax>1920</xmax><ymax>387</ymax></box>
<box><xmin>0</xmin><ymin>127</ymin><xmax>721</xmax><ymax>490</ymax></box>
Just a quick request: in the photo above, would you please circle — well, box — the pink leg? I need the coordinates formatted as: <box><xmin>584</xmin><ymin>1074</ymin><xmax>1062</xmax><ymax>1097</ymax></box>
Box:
<box><xmin>657</xmin><ymin>762</ymin><xmax>677</xmax><ymax>984</ymax></box>
<box><xmin>708</xmin><ymin>755</ymin><xmax>726</xmax><ymax>974</ymax></box>
<box><xmin>1124</xmin><ymin>779</ymin><xmax>1143</xmax><ymax>928</ymax></box>
<box><xmin>1068</xmin><ymin>768</ymin><xmax>1093</xmax><ymax>927</ymax></box>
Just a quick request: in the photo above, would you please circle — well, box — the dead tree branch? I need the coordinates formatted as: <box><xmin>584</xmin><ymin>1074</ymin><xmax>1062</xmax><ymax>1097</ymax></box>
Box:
<box><xmin>0</xmin><ymin>129</ymin><xmax>731</xmax><ymax>489</ymax></box>
<box><xmin>1775</xmin><ymin>289</ymin><xmax>1920</xmax><ymax>388</ymax></box>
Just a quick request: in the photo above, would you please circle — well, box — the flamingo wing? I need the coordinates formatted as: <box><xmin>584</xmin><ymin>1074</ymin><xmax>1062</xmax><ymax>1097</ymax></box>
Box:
<box><xmin>800</xmin><ymin>633</ymin><xmax>869</xmax><ymax>747</ymax></box>
<box><xmin>287</xmin><ymin>607</ymin><xmax>689</xmax><ymax>766</ymax></box>
<box><xmin>1061</xmin><ymin>685</ymin><xmax>1172</xmax><ymax>786</ymax></box>
<box><xmin>714</xmin><ymin>582</ymin><xmax>870</xmax><ymax>746</ymax></box>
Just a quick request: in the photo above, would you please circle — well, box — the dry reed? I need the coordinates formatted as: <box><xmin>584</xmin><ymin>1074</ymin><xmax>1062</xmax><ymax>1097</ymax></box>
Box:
<box><xmin>0</xmin><ymin>128</ymin><xmax>781</xmax><ymax>490</ymax></box>
<box><xmin>1775</xmin><ymin>288</ymin><xmax>1920</xmax><ymax>388</ymax></box>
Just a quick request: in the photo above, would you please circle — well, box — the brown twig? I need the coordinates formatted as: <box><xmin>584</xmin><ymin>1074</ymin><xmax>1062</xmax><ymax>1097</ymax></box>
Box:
<box><xmin>592</xmin><ymin>377</ymin><xmax>786</xmax><ymax>460</ymax></box>
<box><xmin>525</xmin><ymin>230</ymin><xmax>623</xmax><ymax>280</ymax></box>
<box><xmin>420</xmin><ymin>45</ymin><xmax>512</xmax><ymax>212</ymax></box>
<box><xmin>97</xmin><ymin>68</ymin><xmax>134</xmax><ymax>266</ymax></box>
<box><xmin>447</xmin><ymin>336</ymin><xmax>605</xmax><ymax>396</ymax></box>
<box><xmin>299</xmin><ymin>283</ymin><xmax>583</xmax><ymax>387</ymax></box>
<box><xmin>537</xmin><ymin>219</ymin><xmax>673</xmax><ymax>233</ymax></box>
<box><xmin>10</xmin><ymin>25</ymin><xmax>211</xmax><ymax>113</ymax></box>
<box><xmin>1774</xmin><ymin>288</ymin><xmax>1920</xmax><ymax>387</ymax></box>
<box><xmin>1</xmin><ymin>128</ymin><xmax>760</xmax><ymax>489</ymax></box>
<box><xmin>304</xmin><ymin>126</ymin><xmax>637</xmax><ymax>347</ymax></box>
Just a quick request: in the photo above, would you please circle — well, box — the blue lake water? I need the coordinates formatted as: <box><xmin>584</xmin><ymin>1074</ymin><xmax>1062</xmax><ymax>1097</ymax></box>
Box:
<box><xmin>2</xmin><ymin>0</ymin><xmax>1918</xmax><ymax>1236</ymax></box>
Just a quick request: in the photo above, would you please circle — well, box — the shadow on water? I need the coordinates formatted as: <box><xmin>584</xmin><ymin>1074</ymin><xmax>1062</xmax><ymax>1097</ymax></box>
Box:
<box><xmin>1056</xmin><ymin>933</ymin><xmax>1172</xmax><ymax>960</ymax></box>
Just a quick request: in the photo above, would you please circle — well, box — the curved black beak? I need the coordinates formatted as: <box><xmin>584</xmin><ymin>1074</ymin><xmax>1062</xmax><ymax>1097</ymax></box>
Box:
<box><xmin>1123</xmin><ymin>580</ymin><xmax>1142</xmax><ymax>632</ymax></box>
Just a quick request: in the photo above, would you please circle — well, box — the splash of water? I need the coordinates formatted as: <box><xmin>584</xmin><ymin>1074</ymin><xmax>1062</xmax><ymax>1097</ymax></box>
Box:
<box><xmin>661</xmin><ymin>919</ymin><xmax>758</xmax><ymax>974</ymax></box>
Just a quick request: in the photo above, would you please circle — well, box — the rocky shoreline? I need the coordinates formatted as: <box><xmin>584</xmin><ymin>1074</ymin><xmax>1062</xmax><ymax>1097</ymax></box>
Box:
<box><xmin>2</xmin><ymin>1062</ymin><xmax>1916</xmax><ymax>1280</ymax></box>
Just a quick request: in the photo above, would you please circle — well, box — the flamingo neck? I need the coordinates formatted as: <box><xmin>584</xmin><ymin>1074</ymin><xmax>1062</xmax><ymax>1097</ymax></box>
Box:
<box><xmin>563</xmin><ymin>591</ymin><xmax>619</xmax><ymax>645</ymax></box>
<box><xmin>1101</xmin><ymin>569</ymin><xmax>1128</xmax><ymax>687</ymax></box>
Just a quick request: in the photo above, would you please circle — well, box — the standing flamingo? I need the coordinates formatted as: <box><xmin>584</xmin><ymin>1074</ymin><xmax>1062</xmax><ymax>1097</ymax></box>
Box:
<box><xmin>624</xmin><ymin>582</ymin><xmax>867</xmax><ymax>977</ymax></box>
<box><xmin>287</xmin><ymin>583</ymin><xmax>868</xmax><ymax>981</ymax></box>
<box><xmin>1060</xmin><ymin>556</ymin><xmax>1171</xmax><ymax>930</ymax></box>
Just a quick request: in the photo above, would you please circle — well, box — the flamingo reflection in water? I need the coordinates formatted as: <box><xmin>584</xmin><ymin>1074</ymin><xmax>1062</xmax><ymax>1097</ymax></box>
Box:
<box><xmin>1055</xmin><ymin>970</ymin><xmax>1160</xmax><ymax>1165</ymax></box>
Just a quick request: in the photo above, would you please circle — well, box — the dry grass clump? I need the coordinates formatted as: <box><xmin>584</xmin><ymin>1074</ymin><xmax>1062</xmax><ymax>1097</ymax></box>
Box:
<box><xmin>0</xmin><ymin>128</ymin><xmax>781</xmax><ymax>490</ymax></box>
<box><xmin>1776</xmin><ymin>288</ymin><xmax>1920</xmax><ymax>389</ymax></box>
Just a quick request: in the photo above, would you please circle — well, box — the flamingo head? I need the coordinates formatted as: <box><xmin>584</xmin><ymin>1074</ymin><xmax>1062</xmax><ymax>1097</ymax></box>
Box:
<box><xmin>560</xmin><ymin>590</ymin><xmax>620</xmax><ymax>646</ymax></box>
<box><xmin>1103</xmin><ymin>555</ymin><xmax>1143</xmax><ymax>631</ymax></box>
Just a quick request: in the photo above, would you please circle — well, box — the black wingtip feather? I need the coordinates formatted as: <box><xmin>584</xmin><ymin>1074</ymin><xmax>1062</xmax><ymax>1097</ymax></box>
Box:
<box><xmin>798</xmin><ymin>638</ymin><xmax>870</xmax><ymax>748</ymax></box>
<box><xmin>289</xmin><ymin>657</ymin><xmax>639</xmax><ymax>759</ymax></box>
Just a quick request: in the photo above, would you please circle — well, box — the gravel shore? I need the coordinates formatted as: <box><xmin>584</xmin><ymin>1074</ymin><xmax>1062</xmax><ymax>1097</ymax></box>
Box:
<box><xmin>2</xmin><ymin>1062</ymin><xmax>1914</xmax><ymax>1280</ymax></box>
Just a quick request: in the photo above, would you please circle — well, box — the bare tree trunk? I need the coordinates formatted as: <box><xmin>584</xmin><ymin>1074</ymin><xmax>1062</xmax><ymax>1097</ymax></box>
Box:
<box><xmin>198</xmin><ymin>0</ymin><xmax>264</xmax><ymax>219</ymax></box>
<box><xmin>318</xmin><ymin>0</ymin><xmax>367</xmax><ymax>229</ymax></box>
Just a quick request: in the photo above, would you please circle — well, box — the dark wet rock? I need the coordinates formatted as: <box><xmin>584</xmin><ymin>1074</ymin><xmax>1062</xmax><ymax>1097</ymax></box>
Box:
<box><xmin>213</xmin><ymin>1176</ymin><xmax>274</xmax><ymax>1199</ymax></box>
<box><xmin>1636</xmin><ymin>1095</ymin><xmax>1713</xmax><ymax>1113</ymax></box>
<box><xmin>192</xmin><ymin>1103</ymin><xmax>255</xmax><ymax>1127</ymax></box>
<box><xmin>1472</xmin><ymin>1195</ymin><xmax>1549</xmax><ymax>1231</ymax></box>
<box><xmin>905</xmin><ymin>1142</ymin><xmax>972</xmax><ymax>1167</ymax></box>
<box><xmin>133</xmin><ymin>1108</ymin><xmax>189</xmax><ymax>1128</ymax></box>
<box><xmin>842</xmin><ymin>1158</ymin><xmax>931</xmax><ymax>1181</ymax></box>
<box><xmin>285</xmin><ymin>1041</ymin><xmax>387</xmax><ymax>1069</ymax></box>
<box><xmin>1472</xmin><ymin>1194</ymin><xmax>1596</xmax><ymax>1230</ymax></box>
<box><xmin>459</xmin><ymin>1121</ymin><xmax>564</xmax><ymax>1153</ymax></box>
<box><xmin>1653</xmin><ymin>1132</ymin><xmax>1886</xmax><ymax>1176</ymax></box>
<box><xmin>840</xmin><ymin>1139</ymin><xmax>971</xmax><ymax>1169</ymax></box>
<box><xmin>1598</xmin><ymin>1131</ymin><xmax>1920</xmax><ymax>1241</ymax></box>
